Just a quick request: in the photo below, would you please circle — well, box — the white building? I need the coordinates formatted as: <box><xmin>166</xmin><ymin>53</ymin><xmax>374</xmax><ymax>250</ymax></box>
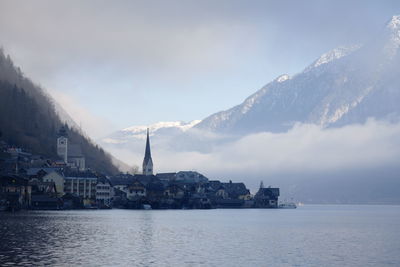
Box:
<box><xmin>64</xmin><ymin>171</ymin><xmax>97</xmax><ymax>207</ymax></box>
<box><xmin>96</xmin><ymin>176</ymin><xmax>113</xmax><ymax>207</ymax></box>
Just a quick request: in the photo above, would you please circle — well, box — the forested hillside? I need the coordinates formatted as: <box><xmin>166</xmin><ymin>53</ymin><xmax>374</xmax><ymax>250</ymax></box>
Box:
<box><xmin>0</xmin><ymin>48</ymin><xmax>119</xmax><ymax>175</ymax></box>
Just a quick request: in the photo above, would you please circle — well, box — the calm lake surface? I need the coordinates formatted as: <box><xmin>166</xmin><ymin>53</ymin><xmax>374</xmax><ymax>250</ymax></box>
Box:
<box><xmin>0</xmin><ymin>205</ymin><xmax>399</xmax><ymax>266</ymax></box>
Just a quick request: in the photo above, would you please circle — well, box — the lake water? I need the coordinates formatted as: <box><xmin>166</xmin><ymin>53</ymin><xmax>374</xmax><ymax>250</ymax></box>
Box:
<box><xmin>0</xmin><ymin>205</ymin><xmax>399</xmax><ymax>266</ymax></box>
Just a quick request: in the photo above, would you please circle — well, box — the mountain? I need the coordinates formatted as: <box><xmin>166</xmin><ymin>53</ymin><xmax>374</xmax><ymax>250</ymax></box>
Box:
<box><xmin>104</xmin><ymin>15</ymin><xmax>400</xmax><ymax>152</ymax></box>
<box><xmin>99</xmin><ymin>16</ymin><xmax>400</xmax><ymax>204</ymax></box>
<box><xmin>195</xmin><ymin>15</ymin><xmax>400</xmax><ymax>135</ymax></box>
<box><xmin>0</xmin><ymin>48</ymin><xmax>119</xmax><ymax>175</ymax></box>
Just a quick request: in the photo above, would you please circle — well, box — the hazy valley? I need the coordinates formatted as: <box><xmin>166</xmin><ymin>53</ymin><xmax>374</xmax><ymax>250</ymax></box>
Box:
<box><xmin>100</xmin><ymin>16</ymin><xmax>400</xmax><ymax>203</ymax></box>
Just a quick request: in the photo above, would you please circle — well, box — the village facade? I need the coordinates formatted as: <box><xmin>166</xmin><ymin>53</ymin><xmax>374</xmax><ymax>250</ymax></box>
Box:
<box><xmin>0</xmin><ymin>127</ymin><xmax>280</xmax><ymax>211</ymax></box>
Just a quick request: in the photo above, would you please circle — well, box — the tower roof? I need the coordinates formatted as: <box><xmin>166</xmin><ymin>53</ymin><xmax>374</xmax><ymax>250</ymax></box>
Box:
<box><xmin>143</xmin><ymin>128</ymin><xmax>152</xmax><ymax>164</ymax></box>
<box><xmin>58</xmin><ymin>125</ymin><xmax>68</xmax><ymax>137</ymax></box>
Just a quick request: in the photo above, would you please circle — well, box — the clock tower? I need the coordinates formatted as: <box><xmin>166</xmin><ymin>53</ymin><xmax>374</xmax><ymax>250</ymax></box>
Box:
<box><xmin>57</xmin><ymin>126</ymin><xmax>68</xmax><ymax>163</ymax></box>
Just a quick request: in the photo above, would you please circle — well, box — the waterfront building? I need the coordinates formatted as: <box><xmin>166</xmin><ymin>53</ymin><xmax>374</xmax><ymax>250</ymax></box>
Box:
<box><xmin>96</xmin><ymin>175</ymin><xmax>113</xmax><ymax>207</ymax></box>
<box><xmin>110</xmin><ymin>173</ymin><xmax>135</xmax><ymax>192</ymax></box>
<box><xmin>112</xmin><ymin>188</ymin><xmax>128</xmax><ymax>208</ymax></box>
<box><xmin>221</xmin><ymin>181</ymin><xmax>251</xmax><ymax>200</ymax></box>
<box><xmin>207</xmin><ymin>180</ymin><xmax>222</xmax><ymax>192</ymax></box>
<box><xmin>215</xmin><ymin>187</ymin><xmax>229</xmax><ymax>199</ymax></box>
<box><xmin>188</xmin><ymin>193</ymin><xmax>212</xmax><ymax>209</ymax></box>
<box><xmin>0</xmin><ymin>175</ymin><xmax>31</xmax><ymax>210</ymax></box>
<box><xmin>29</xmin><ymin>179</ymin><xmax>57</xmax><ymax>196</ymax></box>
<box><xmin>145</xmin><ymin>178</ymin><xmax>165</xmax><ymax>206</ymax></box>
<box><xmin>254</xmin><ymin>182</ymin><xmax>280</xmax><ymax>208</ymax></box>
<box><xmin>29</xmin><ymin>179</ymin><xmax>61</xmax><ymax>210</ymax></box>
<box><xmin>42</xmin><ymin>171</ymin><xmax>65</xmax><ymax>197</ymax></box>
<box><xmin>142</xmin><ymin>128</ymin><xmax>153</xmax><ymax>176</ymax></box>
<box><xmin>126</xmin><ymin>179</ymin><xmax>146</xmax><ymax>200</ymax></box>
<box><xmin>64</xmin><ymin>170</ymin><xmax>97</xmax><ymax>207</ymax></box>
<box><xmin>164</xmin><ymin>184</ymin><xmax>185</xmax><ymax>199</ymax></box>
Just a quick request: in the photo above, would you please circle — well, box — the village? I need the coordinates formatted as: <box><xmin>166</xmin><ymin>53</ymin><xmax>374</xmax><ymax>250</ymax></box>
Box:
<box><xmin>0</xmin><ymin>126</ymin><xmax>280</xmax><ymax>211</ymax></box>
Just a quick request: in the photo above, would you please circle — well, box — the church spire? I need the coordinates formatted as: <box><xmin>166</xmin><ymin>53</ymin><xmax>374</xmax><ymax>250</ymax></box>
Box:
<box><xmin>142</xmin><ymin>128</ymin><xmax>153</xmax><ymax>175</ymax></box>
<box><xmin>144</xmin><ymin>128</ymin><xmax>151</xmax><ymax>160</ymax></box>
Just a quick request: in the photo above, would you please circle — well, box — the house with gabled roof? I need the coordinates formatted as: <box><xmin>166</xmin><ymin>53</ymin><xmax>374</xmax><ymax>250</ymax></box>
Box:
<box><xmin>222</xmin><ymin>180</ymin><xmax>251</xmax><ymax>200</ymax></box>
<box><xmin>254</xmin><ymin>182</ymin><xmax>280</xmax><ymax>208</ymax></box>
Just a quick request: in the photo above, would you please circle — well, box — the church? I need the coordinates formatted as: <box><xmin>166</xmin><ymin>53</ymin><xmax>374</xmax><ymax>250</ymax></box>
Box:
<box><xmin>56</xmin><ymin>126</ymin><xmax>86</xmax><ymax>171</ymax></box>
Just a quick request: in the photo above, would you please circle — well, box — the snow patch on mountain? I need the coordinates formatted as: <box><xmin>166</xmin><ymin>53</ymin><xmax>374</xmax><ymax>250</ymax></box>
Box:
<box><xmin>383</xmin><ymin>15</ymin><xmax>400</xmax><ymax>58</ymax></box>
<box><xmin>276</xmin><ymin>74</ymin><xmax>290</xmax><ymax>83</ymax></box>
<box><xmin>386</xmin><ymin>15</ymin><xmax>400</xmax><ymax>31</ymax></box>
<box><xmin>123</xmin><ymin>120</ymin><xmax>201</xmax><ymax>135</ymax></box>
<box><xmin>101</xmin><ymin>120</ymin><xmax>201</xmax><ymax>145</ymax></box>
<box><xmin>305</xmin><ymin>45</ymin><xmax>361</xmax><ymax>71</ymax></box>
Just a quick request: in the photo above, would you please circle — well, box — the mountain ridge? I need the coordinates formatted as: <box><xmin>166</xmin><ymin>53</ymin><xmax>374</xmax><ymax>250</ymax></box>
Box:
<box><xmin>193</xmin><ymin>15</ymin><xmax>400</xmax><ymax>135</ymax></box>
<box><xmin>0</xmin><ymin>48</ymin><xmax>120</xmax><ymax>175</ymax></box>
<box><xmin>101</xmin><ymin>15</ymin><xmax>400</xmax><ymax>163</ymax></box>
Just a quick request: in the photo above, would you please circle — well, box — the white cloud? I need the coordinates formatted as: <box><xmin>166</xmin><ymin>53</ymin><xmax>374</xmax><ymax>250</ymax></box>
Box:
<box><xmin>50</xmin><ymin>89</ymin><xmax>116</xmax><ymax>139</ymax></box>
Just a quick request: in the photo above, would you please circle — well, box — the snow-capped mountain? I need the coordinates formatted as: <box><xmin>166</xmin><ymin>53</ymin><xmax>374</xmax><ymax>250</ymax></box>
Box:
<box><xmin>195</xmin><ymin>15</ymin><xmax>400</xmax><ymax>135</ymax></box>
<box><xmin>122</xmin><ymin>120</ymin><xmax>200</xmax><ymax>138</ymax></box>
<box><xmin>102</xmin><ymin>120</ymin><xmax>200</xmax><ymax>144</ymax></box>
<box><xmin>100</xmin><ymin>120</ymin><xmax>201</xmax><ymax>154</ymax></box>
<box><xmin>102</xmin><ymin>15</ymin><xmax>400</xmax><ymax>153</ymax></box>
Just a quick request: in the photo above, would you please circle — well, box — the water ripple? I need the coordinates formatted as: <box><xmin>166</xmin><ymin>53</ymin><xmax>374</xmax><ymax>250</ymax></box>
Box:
<box><xmin>0</xmin><ymin>206</ymin><xmax>400</xmax><ymax>266</ymax></box>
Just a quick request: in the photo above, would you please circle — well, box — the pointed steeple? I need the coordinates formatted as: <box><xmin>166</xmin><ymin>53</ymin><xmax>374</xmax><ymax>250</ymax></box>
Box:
<box><xmin>142</xmin><ymin>128</ymin><xmax>153</xmax><ymax>175</ymax></box>
<box><xmin>144</xmin><ymin>128</ymin><xmax>151</xmax><ymax>161</ymax></box>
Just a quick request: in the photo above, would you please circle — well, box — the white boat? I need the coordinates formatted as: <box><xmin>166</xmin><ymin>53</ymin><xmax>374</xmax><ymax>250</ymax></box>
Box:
<box><xmin>278</xmin><ymin>202</ymin><xmax>297</xmax><ymax>209</ymax></box>
<box><xmin>142</xmin><ymin>204</ymin><xmax>152</xmax><ymax>210</ymax></box>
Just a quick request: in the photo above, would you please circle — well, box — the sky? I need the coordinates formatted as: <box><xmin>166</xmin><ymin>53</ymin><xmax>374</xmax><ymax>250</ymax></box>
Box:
<box><xmin>0</xmin><ymin>0</ymin><xmax>399</xmax><ymax>138</ymax></box>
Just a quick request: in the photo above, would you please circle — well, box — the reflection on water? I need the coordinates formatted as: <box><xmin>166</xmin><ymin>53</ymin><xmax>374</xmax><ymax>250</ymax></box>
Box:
<box><xmin>1</xmin><ymin>205</ymin><xmax>400</xmax><ymax>266</ymax></box>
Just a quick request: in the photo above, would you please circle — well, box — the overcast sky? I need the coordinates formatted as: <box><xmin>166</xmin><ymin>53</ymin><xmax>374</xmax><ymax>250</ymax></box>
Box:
<box><xmin>0</xmin><ymin>0</ymin><xmax>399</xmax><ymax>138</ymax></box>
